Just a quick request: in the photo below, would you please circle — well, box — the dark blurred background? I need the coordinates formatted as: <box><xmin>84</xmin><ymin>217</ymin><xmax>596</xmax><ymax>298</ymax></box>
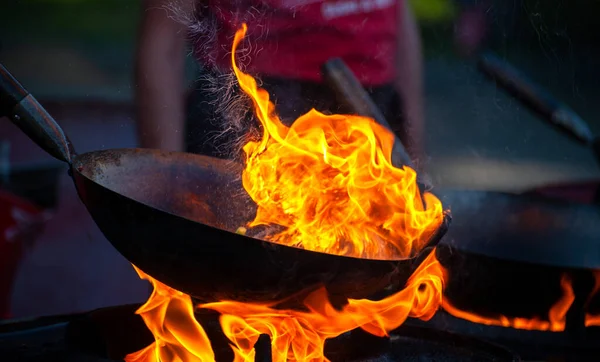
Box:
<box><xmin>0</xmin><ymin>0</ymin><xmax>599</xmax><ymax>318</ymax></box>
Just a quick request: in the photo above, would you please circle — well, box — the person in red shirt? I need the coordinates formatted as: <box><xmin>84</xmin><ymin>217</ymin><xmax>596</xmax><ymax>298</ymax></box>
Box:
<box><xmin>136</xmin><ymin>0</ymin><xmax>425</xmax><ymax>164</ymax></box>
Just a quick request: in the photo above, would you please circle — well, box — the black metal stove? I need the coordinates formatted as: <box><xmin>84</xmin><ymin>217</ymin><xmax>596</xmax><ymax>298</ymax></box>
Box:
<box><xmin>0</xmin><ymin>303</ymin><xmax>519</xmax><ymax>362</ymax></box>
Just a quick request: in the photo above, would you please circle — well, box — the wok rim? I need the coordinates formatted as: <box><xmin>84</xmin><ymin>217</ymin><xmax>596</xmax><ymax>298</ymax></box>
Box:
<box><xmin>72</xmin><ymin>147</ymin><xmax>450</xmax><ymax>263</ymax></box>
<box><xmin>437</xmin><ymin>187</ymin><xmax>600</xmax><ymax>270</ymax></box>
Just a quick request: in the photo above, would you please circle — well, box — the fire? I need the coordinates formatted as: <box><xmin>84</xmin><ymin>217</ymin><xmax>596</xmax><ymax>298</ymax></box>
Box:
<box><xmin>585</xmin><ymin>270</ymin><xmax>600</xmax><ymax>327</ymax></box>
<box><xmin>126</xmin><ymin>23</ymin><xmax>448</xmax><ymax>362</ymax></box>
<box><xmin>441</xmin><ymin>274</ymin><xmax>575</xmax><ymax>332</ymax></box>
<box><xmin>233</xmin><ymin>24</ymin><xmax>444</xmax><ymax>259</ymax></box>
<box><xmin>126</xmin><ymin>265</ymin><xmax>215</xmax><ymax>362</ymax></box>
<box><xmin>586</xmin><ymin>315</ymin><xmax>600</xmax><ymax>327</ymax></box>
<box><xmin>124</xmin><ymin>21</ymin><xmax>600</xmax><ymax>362</ymax></box>
<box><xmin>127</xmin><ymin>252</ymin><xmax>445</xmax><ymax>362</ymax></box>
<box><xmin>203</xmin><ymin>252</ymin><xmax>444</xmax><ymax>361</ymax></box>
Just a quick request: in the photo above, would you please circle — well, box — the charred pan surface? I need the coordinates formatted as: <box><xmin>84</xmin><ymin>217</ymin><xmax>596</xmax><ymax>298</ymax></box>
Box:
<box><xmin>70</xmin><ymin>149</ymin><xmax>447</xmax><ymax>304</ymax></box>
<box><xmin>74</xmin><ymin>149</ymin><xmax>251</xmax><ymax>230</ymax></box>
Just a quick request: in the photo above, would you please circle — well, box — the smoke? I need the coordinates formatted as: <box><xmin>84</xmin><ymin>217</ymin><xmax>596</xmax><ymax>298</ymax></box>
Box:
<box><xmin>163</xmin><ymin>0</ymin><xmax>263</xmax><ymax>159</ymax></box>
<box><xmin>163</xmin><ymin>0</ymin><xmax>215</xmax><ymax>45</ymax></box>
<box><xmin>195</xmin><ymin>69</ymin><xmax>257</xmax><ymax>159</ymax></box>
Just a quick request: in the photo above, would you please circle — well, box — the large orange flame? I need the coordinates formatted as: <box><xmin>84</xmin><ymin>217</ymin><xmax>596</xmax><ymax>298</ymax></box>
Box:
<box><xmin>233</xmin><ymin>24</ymin><xmax>444</xmax><ymax>259</ymax></box>
<box><xmin>127</xmin><ymin>252</ymin><xmax>445</xmax><ymax>362</ymax></box>
<box><xmin>441</xmin><ymin>274</ymin><xmax>575</xmax><ymax>332</ymax></box>
<box><xmin>126</xmin><ymin>22</ymin><xmax>448</xmax><ymax>362</ymax></box>
<box><xmin>126</xmin><ymin>265</ymin><xmax>215</xmax><ymax>362</ymax></box>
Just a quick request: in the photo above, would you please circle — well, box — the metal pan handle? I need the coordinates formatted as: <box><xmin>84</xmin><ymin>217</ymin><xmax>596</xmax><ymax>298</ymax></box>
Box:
<box><xmin>0</xmin><ymin>63</ymin><xmax>75</xmax><ymax>164</ymax></box>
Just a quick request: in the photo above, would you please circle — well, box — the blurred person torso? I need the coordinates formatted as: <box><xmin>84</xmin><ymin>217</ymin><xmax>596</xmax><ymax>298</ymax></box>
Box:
<box><xmin>194</xmin><ymin>0</ymin><xmax>399</xmax><ymax>86</ymax></box>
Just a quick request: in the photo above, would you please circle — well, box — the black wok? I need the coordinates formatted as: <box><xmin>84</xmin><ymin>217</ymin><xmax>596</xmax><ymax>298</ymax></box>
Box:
<box><xmin>0</xmin><ymin>64</ymin><xmax>450</xmax><ymax>305</ymax></box>
<box><xmin>436</xmin><ymin>188</ymin><xmax>600</xmax><ymax>270</ymax></box>
<box><xmin>433</xmin><ymin>189</ymin><xmax>600</xmax><ymax>350</ymax></box>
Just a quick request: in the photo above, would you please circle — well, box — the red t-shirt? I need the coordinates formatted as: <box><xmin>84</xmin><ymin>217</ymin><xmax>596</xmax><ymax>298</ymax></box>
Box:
<box><xmin>197</xmin><ymin>0</ymin><xmax>400</xmax><ymax>86</ymax></box>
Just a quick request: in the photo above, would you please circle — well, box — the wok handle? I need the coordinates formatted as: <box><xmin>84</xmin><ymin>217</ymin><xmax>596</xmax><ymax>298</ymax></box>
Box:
<box><xmin>321</xmin><ymin>58</ymin><xmax>416</xmax><ymax>170</ymax></box>
<box><xmin>0</xmin><ymin>63</ymin><xmax>74</xmax><ymax>164</ymax></box>
<box><xmin>477</xmin><ymin>51</ymin><xmax>596</xmax><ymax>146</ymax></box>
